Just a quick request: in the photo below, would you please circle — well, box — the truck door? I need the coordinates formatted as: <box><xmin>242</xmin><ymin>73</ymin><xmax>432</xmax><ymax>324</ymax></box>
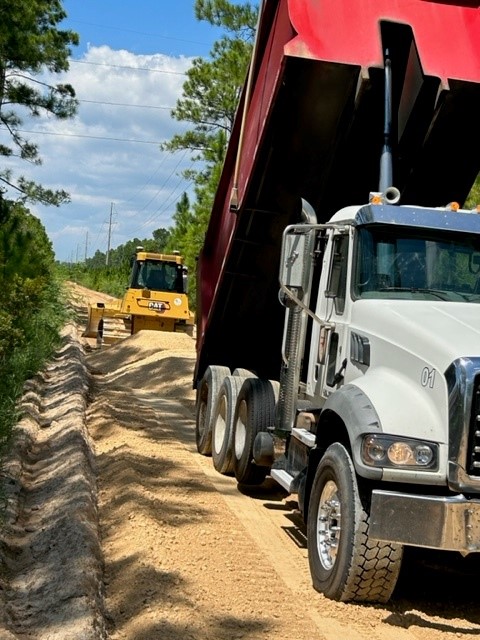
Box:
<box><xmin>306</xmin><ymin>229</ymin><xmax>352</xmax><ymax>399</ymax></box>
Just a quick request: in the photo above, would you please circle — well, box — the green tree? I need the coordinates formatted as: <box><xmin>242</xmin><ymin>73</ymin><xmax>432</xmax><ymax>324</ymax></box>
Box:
<box><xmin>163</xmin><ymin>1</ymin><xmax>257</xmax><ymax>301</ymax></box>
<box><xmin>0</xmin><ymin>199</ymin><xmax>68</xmax><ymax>445</ymax></box>
<box><xmin>0</xmin><ymin>0</ymin><xmax>79</xmax><ymax>205</ymax></box>
<box><xmin>0</xmin><ymin>198</ymin><xmax>55</xmax><ymax>282</ymax></box>
<box><xmin>152</xmin><ymin>227</ymin><xmax>171</xmax><ymax>250</ymax></box>
<box><xmin>164</xmin><ymin>1</ymin><xmax>256</xmax><ymax>166</ymax></box>
<box><xmin>465</xmin><ymin>173</ymin><xmax>480</xmax><ymax>209</ymax></box>
<box><xmin>166</xmin><ymin>193</ymin><xmax>193</xmax><ymax>255</ymax></box>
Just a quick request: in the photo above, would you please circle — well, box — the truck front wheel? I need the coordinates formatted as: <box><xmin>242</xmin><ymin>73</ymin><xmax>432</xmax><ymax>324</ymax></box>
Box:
<box><xmin>307</xmin><ymin>442</ymin><xmax>403</xmax><ymax>603</ymax></box>
<box><xmin>195</xmin><ymin>365</ymin><xmax>230</xmax><ymax>456</ymax></box>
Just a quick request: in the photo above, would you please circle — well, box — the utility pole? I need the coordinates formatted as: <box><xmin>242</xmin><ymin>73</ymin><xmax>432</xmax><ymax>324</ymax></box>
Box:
<box><xmin>106</xmin><ymin>202</ymin><xmax>114</xmax><ymax>266</ymax></box>
<box><xmin>85</xmin><ymin>230</ymin><xmax>89</xmax><ymax>263</ymax></box>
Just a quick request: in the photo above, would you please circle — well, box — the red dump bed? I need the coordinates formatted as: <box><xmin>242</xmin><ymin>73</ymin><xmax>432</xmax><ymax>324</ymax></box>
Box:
<box><xmin>195</xmin><ymin>0</ymin><xmax>480</xmax><ymax>384</ymax></box>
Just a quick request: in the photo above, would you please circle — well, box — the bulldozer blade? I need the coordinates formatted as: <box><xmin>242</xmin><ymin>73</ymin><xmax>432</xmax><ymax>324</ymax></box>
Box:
<box><xmin>83</xmin><ymin>304</ymin><xmax>105</xmax><ymax>338</ymax></box>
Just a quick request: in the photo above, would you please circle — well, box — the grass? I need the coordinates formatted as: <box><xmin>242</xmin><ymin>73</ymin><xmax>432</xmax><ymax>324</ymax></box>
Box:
<box><xmin>0</xmin><ymin>277</ymin><xmax>70</xmax><ymax>451</ymax></box>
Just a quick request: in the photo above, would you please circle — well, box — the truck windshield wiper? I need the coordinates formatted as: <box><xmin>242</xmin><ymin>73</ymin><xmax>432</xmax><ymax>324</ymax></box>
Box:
<box><xmin>378</xmin><ymin>287</ymin><xmax>450</xmax><ymax>300</ymax></box>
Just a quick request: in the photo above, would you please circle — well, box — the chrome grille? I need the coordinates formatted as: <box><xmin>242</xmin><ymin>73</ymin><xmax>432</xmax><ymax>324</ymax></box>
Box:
<box><xmin>467</xmin><ymin>378</ymin><xmax>480</xmax><ymax>476</ymax></box>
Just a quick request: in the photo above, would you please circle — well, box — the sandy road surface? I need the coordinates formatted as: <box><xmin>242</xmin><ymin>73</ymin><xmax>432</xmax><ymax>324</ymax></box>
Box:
<box><xmin>1</xmin><ymin>282</ymin><xmax>480</xmax><ymax>639</ymax></box>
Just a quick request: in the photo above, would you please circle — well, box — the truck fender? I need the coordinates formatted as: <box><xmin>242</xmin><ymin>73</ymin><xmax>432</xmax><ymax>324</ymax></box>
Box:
<box><xmin>316</xmin><ymin>384</ymin><xmax>384</xmax><ymax>482</ymax></box>
<box><xmin>315</xmin><ymin>368</ymin><xmax>444</xmax><ymax>481</ymax></box>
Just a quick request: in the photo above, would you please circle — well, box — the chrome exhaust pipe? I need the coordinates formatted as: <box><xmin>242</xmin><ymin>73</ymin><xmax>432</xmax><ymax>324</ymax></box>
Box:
<box><xmin>384</xmin><ymin>186</ymin><xmax>401</xmax><ymax>204</ymax></box>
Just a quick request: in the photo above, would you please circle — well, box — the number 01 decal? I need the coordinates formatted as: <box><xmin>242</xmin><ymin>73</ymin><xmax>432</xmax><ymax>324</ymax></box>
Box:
<box><xmin>421</xmin><ymin>367</ymin><xmax>436</xmax><ymax>388</ymax></box>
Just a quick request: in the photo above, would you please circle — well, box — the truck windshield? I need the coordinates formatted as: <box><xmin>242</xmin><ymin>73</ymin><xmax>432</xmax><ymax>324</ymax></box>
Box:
<box><xmin>354</xmin><ymin>225</ymin><xmax>480</xmax><ymax>302</ymax></box>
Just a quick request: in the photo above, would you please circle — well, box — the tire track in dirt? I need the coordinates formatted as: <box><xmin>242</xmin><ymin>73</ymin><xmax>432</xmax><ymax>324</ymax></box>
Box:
<box><xmin>1</xmin><ymin>282</ymin><xmax>479</xmax><ymax>639</ymax></box>
<box><xmin>129</xmin><ymin>393</ymin><xmax>436</xmax><ymax>640</ymax></box>
<box><xmin>83</xmin><ymin>318</ymin><xmax>480</xmax><ymax>640</ymax></box>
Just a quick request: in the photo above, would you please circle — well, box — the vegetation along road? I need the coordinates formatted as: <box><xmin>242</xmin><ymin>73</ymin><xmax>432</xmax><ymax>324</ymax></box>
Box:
<box><xmin>1</xmin><ymin>283</ymin><xmax>480</xmax><ymax>639</ymax></box>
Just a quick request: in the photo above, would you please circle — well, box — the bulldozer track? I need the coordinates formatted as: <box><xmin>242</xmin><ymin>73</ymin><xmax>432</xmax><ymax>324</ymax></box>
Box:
<box><xmin>100</xmin><ymin>316</ymin><xmax>132</xmax><ymax>344</ymax></box>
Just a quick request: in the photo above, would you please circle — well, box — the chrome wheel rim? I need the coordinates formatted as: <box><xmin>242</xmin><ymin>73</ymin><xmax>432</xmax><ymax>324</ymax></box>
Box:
<box><xmin>317</xmin><ymin>480</ymin><xmax>341</xmax><ymax>570</ymax></box>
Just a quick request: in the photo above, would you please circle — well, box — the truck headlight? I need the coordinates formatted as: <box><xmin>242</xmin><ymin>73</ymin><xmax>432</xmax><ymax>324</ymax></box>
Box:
<box><xmin>362</xmin><ymin>434</ymin><xmax>438</xmax><ymax>470</ymax></box>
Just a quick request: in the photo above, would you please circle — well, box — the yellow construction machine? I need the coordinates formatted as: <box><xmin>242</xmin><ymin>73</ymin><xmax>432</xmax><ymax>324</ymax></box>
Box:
<box><xmin>83</xmin><ymin>249</ymin><xmax>195</xmax><ymax>344</ymax></box>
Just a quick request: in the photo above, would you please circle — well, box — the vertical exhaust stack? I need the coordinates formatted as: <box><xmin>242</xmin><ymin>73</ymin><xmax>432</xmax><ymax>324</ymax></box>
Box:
<box><xmin>379</xmin><ymin>50</ymin><xmax>393</xmax><ymax>194</ymax></box>
<box><xmin>379</xmin><ymin>50</ymin><xmax>400</xmax><ymax>204</ymax></box>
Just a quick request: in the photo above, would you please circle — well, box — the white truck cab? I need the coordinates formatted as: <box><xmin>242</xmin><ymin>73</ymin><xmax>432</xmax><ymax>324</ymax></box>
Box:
<box><xmin>271</xmin><ymin>199</ymin><xmax>480</xmax><ymax>601</ymax></box>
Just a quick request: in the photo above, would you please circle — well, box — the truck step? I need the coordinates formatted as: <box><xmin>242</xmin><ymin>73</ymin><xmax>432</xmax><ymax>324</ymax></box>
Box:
<box><xmin>291</xmin><ymin>428</ymin><xmax>316</xmax><ymax>447</ymax></box>
<box><xmin>270</xmin><ymin>468</ymin><xmax>295</xmax><ymax>493</ymax></box>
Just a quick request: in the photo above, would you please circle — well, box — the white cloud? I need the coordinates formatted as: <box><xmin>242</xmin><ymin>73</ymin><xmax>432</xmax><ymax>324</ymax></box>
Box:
<box><xmin>1</xmin><ymin>45</ymin><xmax>197</xmax><ymax>262</ymax></box>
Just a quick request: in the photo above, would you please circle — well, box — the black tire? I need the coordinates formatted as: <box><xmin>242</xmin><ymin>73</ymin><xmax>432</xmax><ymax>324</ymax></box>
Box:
<box><xmin>195</xmin><ymin>365</ymin><xmax>230</xmax><ymax>455</ymax></box>
<box><xmin>232</xmin><ymin>378</ymin><xmax>278</xmax><ymax>485</ymax></box>
<box><xmin>307</xmin><ymin>442</ymin><xmax>403</xmax><ymax>603</ymax></box>
<box><xmin>211</xmin><ymin>375</ymin><xmax>246</xmax><ymax>474</ymax></box>
<box><xmin>232</xmin><ymin>368</ymin><xmax>256</xmax><ymax>378</ymax></box>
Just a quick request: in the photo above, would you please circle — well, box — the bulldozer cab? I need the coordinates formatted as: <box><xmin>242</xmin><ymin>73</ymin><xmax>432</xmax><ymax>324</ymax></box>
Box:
<box><xmin>130</xmin><ymin>258</ymin><xmax>185</xmax><ymax>293</ymax></box>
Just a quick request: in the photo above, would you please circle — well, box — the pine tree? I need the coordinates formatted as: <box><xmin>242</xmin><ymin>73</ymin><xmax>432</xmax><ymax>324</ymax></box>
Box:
<box><xmin>163</xmin><ymin>0</ymin><xmax>258</xmax><ymax>304</ymax></box>
<box><xmin>0</xmin><ymin>0</ymin><xmax>79</xmax><ymax>205</ymax></box>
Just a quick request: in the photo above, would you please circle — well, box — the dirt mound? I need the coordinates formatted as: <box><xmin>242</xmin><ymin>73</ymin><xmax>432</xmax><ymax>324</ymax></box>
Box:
<box><xmin>87</xmin><ymin>330</ymin><xmax>195</xmax><ymax>377</ymax></box>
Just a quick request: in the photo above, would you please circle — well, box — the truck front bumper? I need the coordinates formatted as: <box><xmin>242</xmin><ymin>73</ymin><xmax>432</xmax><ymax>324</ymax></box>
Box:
<box><xmin>369</xmin><ymin>490</ymin><xmax>480</xmax><ymax>554</ymax></box>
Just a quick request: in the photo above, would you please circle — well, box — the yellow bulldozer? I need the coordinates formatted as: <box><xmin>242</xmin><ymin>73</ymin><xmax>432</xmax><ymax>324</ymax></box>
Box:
<box><xmin>83</xmin><ymin>248</ymin><xmax>195</xmax><ymax>345</ymax></box>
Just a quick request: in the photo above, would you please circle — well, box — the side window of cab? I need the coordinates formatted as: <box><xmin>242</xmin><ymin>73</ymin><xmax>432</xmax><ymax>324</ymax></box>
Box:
<box><xmin>326</xmin><ymin>234</ymin><xmax>349</xmax><ymax>314</ymax></box>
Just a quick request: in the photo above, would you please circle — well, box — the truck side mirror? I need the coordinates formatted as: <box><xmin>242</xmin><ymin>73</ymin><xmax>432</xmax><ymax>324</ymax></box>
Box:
<box><xmin>280</xmin><ymin>228</ymin><xmax>317</xmax><ymax>295</ymax></box>
<box><xmin>325</xmin><ymin>234</ymin><xmax>349</xmax><ymax>314</ymax></box>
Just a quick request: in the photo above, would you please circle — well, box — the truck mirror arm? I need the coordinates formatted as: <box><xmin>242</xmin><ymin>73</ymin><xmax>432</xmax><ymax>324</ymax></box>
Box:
<box><xmin>279</xmin><ymin>283</ymin><xmax>325</xmax><ymax>326</ymax></box>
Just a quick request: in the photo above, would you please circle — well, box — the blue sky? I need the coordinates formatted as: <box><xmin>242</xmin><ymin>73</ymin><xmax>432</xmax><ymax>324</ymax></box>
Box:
<box><xmin>62</xmin><ymin>1</ymin><xmax>222</xmax><ymax>58</ymax></box>
<box><xmin>1</xmin><ymin>1</ymin><xmax>247</xmax><ymax>262</ymax></box>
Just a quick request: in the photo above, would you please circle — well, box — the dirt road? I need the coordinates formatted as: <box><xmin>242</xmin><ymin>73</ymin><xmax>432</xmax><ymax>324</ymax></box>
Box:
<box><xmin>1</xmin><ymin>283</ymin><xmax>480</xmax><ymax>639</ymax></box>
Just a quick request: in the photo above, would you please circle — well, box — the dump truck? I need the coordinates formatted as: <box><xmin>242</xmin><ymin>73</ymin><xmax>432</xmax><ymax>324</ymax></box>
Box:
<box><xmin>193</xmin><ymin>0</ymin><xmax>480</xmax><ymax>604</ymax></box>
<box><xmin>84</xmin><ymin>249</ymin><xmax>194</xmax><ymax>344</ymax></box>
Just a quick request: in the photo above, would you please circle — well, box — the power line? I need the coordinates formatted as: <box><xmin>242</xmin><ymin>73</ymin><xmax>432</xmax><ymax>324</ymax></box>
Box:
<box><xmin>15</xmin><ymin>128</ymin><xmax>163</xmax><ymax>144</ymax></box>
<box><xmin>122</xmin><ymin>152</ymin><xmax>174</xmax><ymax>206</ymax></box>
<box><xmin>144</xmin><ymin>177</ymin><xmax>195</xmax><ymax>227</ymax></box>
<box><xmin>79</xmin><ymin>99</ymin><xmax>174</xmax><ymax>110</ymax></box>
<box><xmin>136</xmin><ymin>149</ymin><xmax>189</xmax><ymax>221</ymax></box>
<box><xmin>66</xmin><ymin>20</ymin><xmax>210</xmax><ymax>48</ymax></box>
<box><xmin>69</xmin><ymin>59</ymin><xmax>187</xmax><ymax>76</ymax></box>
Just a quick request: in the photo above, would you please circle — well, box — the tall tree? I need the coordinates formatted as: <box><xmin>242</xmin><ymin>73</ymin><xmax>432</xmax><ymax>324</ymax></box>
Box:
<box><xmin>0</xmin><ymin>0</ymin><xmax>79</xmax><ymax>205</ymax></box>
<box><xmin>0</xmin><ymin>198</ymin><xmax>57</xmax><ymax>358</ymax></box>
<box><xmin>164</xmin><ymin>1</ymin><xmax>256</xmax><ymax>160</ymax></box>
<box><xmin>166</xmin><ymin>193</ymin><xmax>194</xmax><ymax>256</ymax></box>
<box><xmin>163</xmin><ymin>0</ymin><xmax>258</xmax><ymax>299</ymax></box>
<box><xmin>466</xmin><ymin>173</ymin><xmax>480</xmax><ymax>209</ymax></box>
<box><xmin>0</xmin><ymin>198</ymin><xmax>55</xmax><ymax>282</ymax></box>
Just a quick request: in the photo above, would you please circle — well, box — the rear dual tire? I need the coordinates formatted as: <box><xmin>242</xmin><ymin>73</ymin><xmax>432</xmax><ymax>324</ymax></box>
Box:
<box><xmin>232</xmin><ymin>378</ymin><xmax>278</xmax><ymax>485</ymax></box>
<box><xmin>212</xmin><ymin>375</ymin><xmax>248</xmax><ymax>474</ymax></box>
<box><xmin>195</xmin><ymin>365</ymin><xmax>230</xmax><ymax>455</ymax></box>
